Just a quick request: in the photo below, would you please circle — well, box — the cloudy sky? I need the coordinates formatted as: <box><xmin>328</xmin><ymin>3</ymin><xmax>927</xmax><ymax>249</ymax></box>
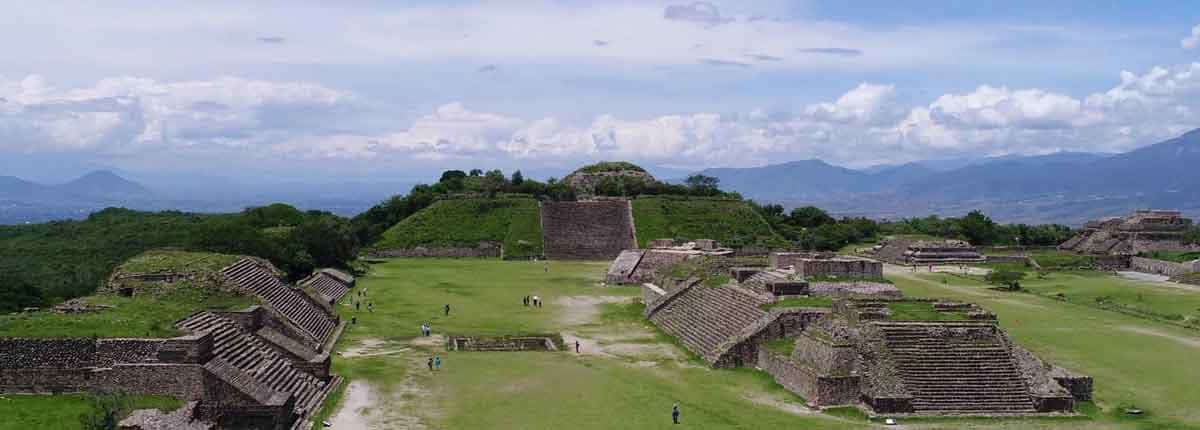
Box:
<box><xmin>3</xmin><ymin>0</ymin><xmax>1200</xmax><ymax>182</ymax></box>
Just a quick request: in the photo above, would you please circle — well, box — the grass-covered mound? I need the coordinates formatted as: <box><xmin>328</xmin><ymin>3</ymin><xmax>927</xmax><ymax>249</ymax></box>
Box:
<box><xmin>631</xmin><ymin>196</ymin><xmax>786</xmax><ymax>248</ymax></box>
<box><xmin>572</xmin><ymin>161</ymin><xmax>647</xmax><ymax>174</ymax></box>
<box><xmin>372</xmin><ymin>197</ymin><xmax>543</xmax><ymax>259</ymax></box>
<box><xmin>0</xmin><ymin>250</ymin><xmax>257</xmax><ymax>338</ymax></box>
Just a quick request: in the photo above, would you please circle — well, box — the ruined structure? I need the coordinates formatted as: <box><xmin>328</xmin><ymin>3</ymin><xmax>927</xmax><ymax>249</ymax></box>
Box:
<box><xmin>1</xmin><ymin>258</ymin><xmax>350</xmax><ymax>429</ymax></box>
<box><xmin>771</xmin><ymin>300</ymin><xmax>1091</xmax><ymax>414</ymax></box>
<box><xmin>605</xmin><ymin>239</ymin><xmax>734</xmax><ymax>285</ymax></box>
<box><xmin>637</xmin><ymin>252</ymin><xmax>1090</xmax><ymax>416</ymax></box>
<box><xmin>541</xmin><ymin>200</ymin><xmax>637</xmax><ymax>260</ymax></box>
<box><xmin>447</xmin><ymin>334</ymin><xmax>564</xmax><ymax>352</ymax></box>
<box><xmin>1059</xmin><ymin>210</ymin><xmax>1199</xmax><ymax>255</ymax></box>
<box><xmin>872</xmin><ymin>239</ymin><xmax>985</xmax><ymax>265</ymax></box>
<box><xmin>299</xmin><ymin>268</ymin><xmax>355</xmax><ymax>304</ymax></box>
<box><xmin>769</xmin><ymin>253</ymin><xmax>884</xmax><ymax>278</ymax></box>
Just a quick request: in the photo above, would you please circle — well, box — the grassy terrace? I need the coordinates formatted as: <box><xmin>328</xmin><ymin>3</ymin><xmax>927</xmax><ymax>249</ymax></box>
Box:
<box><xmin>0</xmin><ymin>283</ymin><xmax>255</xmax><ymax>338</ymax></box>
<box><xmin>1138</xmin><ymin>251</ymin><xmax>1200</xmax><ymax>263</ymax></box>
<box><xmin>886</xmin><ymin>301</ymin><xmax>970</xmax><ymax>321</ymax></box>
<box><xmin>631</xmin><ymin>197</ymin><xmax>785</xmax><ymax>248</ymax></box>
<box><xmin>115</xmin><ymin>249</ymin><xmax>242</xmax><ymax>274</ymax></box>
<box><xmin>0</xmin><ymin>394</ymin><xmax>180</xmax><ymax>430</ymax></box>
<box><xmin>372</xmin><ymin>198</ymin><xmax>543</xmax><ymax>259</ymax></box>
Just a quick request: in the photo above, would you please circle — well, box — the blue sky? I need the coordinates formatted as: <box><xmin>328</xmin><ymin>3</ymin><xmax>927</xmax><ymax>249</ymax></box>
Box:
<box><xmin>2</xmin><ymin>0</ymin><xmax>1199</xmax><ymax>182</ymax></box>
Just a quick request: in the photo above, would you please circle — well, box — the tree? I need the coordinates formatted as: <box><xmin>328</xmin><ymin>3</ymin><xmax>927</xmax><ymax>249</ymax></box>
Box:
<box><xmin>439</xmin><ymin>170</ymin><xmax>467</xmax><ymax>183</ymax></box>
<box><xmin>985</xmin><ymin>270</ymin><xmax>1026</xmax><ymax>291</ymax></box>
<box><xmin>481</xmin><ymin>170</ymin><xmax>508</xmax><ymax>197</ymax></box>
<box><xmin>959</xmin><ymin>210</ymin><xmax>998</xmax><ymax>245</ymax></box>
<box><xmin>685</xmin><ymin>174</ymin><xmax>720</xmax><ymax>191</ymax></box>
<box><xmin>469</xmin><ymin>169</ymin><xmax>483</xmax><ymax>177</ymax></box>
<box><xmin>1185</xmin><ymin>226</ymin><xmax>1200</xmax><ymax>245</ymax></box>
<box><xmin>511</xmin><ymin>170</ymin><xmax>524</xmax><ymax>186</ymax></box>
<box><xmin>788</xmin><ymin>206</ymin><xmax>835</xmax><ymax>228</ymax></box>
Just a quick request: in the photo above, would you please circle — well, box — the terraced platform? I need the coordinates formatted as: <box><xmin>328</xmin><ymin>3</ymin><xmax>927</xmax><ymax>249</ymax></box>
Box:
<box><xmin>876</xmin><ymin>322</ymin><xmax>1036</xmax><ymax>414</ymax></box>
<box><xmin>541</xmin><ymin>201</ymin><xmax>637</xmax><ymax>260</ymax></box>
<box><xmin>222</xmin><ymin>258</ymin><xmax>338</xmax><ymax>346</ymax></box>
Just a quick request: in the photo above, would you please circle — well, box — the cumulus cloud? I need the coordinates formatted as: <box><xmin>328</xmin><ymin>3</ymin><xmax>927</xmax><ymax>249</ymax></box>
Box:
<box><xmin>663</xmin><ymin>2</ymin><xmax>731</xmax><ymax>26</ymax></box>
<box><xmin>699</xmin><ymin>58</ymin><xmax>752</xmax><ymax>68</ymax></box>
<box><xmin>256</xmin><ymin>36</ymin><xmax>286</xmax><ymax>44</ymax></box>
<box><xmin>1183</xmin><ymin>24</ymin><xmax>1200</xmax><ymax>49</ymax></box>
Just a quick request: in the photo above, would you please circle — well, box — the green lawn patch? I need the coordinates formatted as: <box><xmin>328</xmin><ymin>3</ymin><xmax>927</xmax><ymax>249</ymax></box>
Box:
<box><xmin>1139</xmin><ymin>251</ymin><xmax>1200</xmax><ymax>264</ymax></box>
<box><xmin>0</xmin><ymin>284</ymin><xmax>256</xmax><ymax>338</ymax></box>
<box><xmin>115</xmin><ymin>249</ymin><xmax>242</xmax><ymax>275</ymax></box>
<box><xmin>631</xmin><ymin>197</ymin><xmax>786</xmax><ymax>248</ymax></box>
<box><xmin>372</xmin><ymin>198</ymin><xmax>543</xmax><ymax>259</ymax></box>
<box><xmin>0</xmin><ymin>394</ymin><xmax>180</xmax><ymax>430</ymax></box>
<box><xmin>765</xmin><ymin>338</ymin><xmax>795</xmax><ymax>356</ymax></box>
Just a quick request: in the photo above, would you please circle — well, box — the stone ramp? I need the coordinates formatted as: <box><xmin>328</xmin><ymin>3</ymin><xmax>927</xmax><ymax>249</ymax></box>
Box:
<box><xmin>606</xmin><ymin>250</ymin><xmax>645</xmax><ymax>284</ymax></box>
<box><xmin>648</xmin><ymin>284</ymin><xmax>769</xmax><ymax>365</ymax></box>
<box><xmin>222</xmin><ymin>258</ymin><xmax>338</xmax><ymax>346</ymax></box>
<box><xmin>178</xmin><ymin>312</ymin><xmax>331</xmax><ymax>417</ymax></box>
<box><xmin>876</xmin><ymin>322</ymin><xmax>1036</xmax><ymax>414</ymax></box>
<box><xmin>541</xmin><ymin>201</ymin><xmax>637</xmax><ymax>260</ymax></box>
<box><xmin>301</xmin><ymin>272</ymin><xmax>350</xmax><ymax>303</ymax></box>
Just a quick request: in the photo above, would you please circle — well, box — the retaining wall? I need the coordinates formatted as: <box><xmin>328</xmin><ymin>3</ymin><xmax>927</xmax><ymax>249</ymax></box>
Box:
<box><xmin>1131</xmin><ymin>257</ymin><xmax>1197</xmax><ymax>277</ymax></box>
<box><xmin>757</xmin><ymin>348</ymin><xmax>859</xmax><ymax>407</ymax></box>
<box><xmin>368</xmin><ymin>245</ymin><xmax>501</xmax><ymax>258</ymax></box>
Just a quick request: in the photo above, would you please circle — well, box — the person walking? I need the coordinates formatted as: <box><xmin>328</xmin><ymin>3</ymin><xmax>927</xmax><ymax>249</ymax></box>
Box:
<box><xmin>672</xmin><ymin>402</ymin><xmax>680</xmax><ymax>424</ymax></box>
<box><xmin>355</xmin><ymin>301</ymin><xmax>360</xmax><ymax>311</ymax></box>
<box><xmin>434</xmin><ymin>355</ymin><xmax>442</xmax><ymax>371</ymax></box>
<box><xmin>427</xmin><ymin>357</ymin><xmax>434</xmax><ymax>371</ymax></box>
<box><xmin>444</xmin><ymin>304</ymin><xmax>451</xmax><ymax>316</ymax></box>
<box><xmin>575</xmin><ymin>340</ymin><xmax>580</xmax><ymax>354</ymax></box>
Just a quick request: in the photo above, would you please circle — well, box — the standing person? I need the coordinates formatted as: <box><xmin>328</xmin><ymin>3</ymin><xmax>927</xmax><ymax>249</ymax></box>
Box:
<box><xmin>355</xmin><ymin>301</ymin><xmax>360</xmax><ymax>311</ymax></box>
<box><xmin>444</xmin><ymin>304</ymin><xmax>451</xmax><ymax>316</ymax></box>
<box><xmin>672</xmin><ymin>403</ymin><xmax>680</xmax><ymax>424</ymax></box>
<box><xmin>434</xmin><ymin>355</ymin><xmax>442</xmax><ymax>371</ymax></box>
<box><xmin>427</xmin><ymin>357</ymin><xmax>434</xmax><ymax>371</ymax></box>
<box><xmin>575</xmin><ymin>340</ymin><xmax>580</xmax><ymax>354</ymax></box>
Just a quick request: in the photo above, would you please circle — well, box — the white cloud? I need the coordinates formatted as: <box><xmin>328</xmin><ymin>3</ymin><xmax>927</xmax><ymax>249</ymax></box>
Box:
<box><xmin>1183</xmin><ymin>24</ymin><xmax>1200</xmax><ymax>49</ymax></box>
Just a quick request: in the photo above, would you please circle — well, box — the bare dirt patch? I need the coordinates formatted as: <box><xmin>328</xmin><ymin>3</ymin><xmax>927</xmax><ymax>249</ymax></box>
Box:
<box><xmin>555</xmin><ymin>295</ymin><xmax>634</xmax><ymax>326</ymax></box>
<box><xmin>328</xmin><ymin>381</ymin><xmax>376</xmax><ymax>430</ymax></box>
<box><xmin>341</xmin><ymin>338</ymin><xmax>410</xmax><ymax>358</ymax></box>
<box><xmin>1117</xmin><ymin>325</ymin><xmax>1200</xmax><ymax>349</ymax></box>
<box><xmin>994</xmin><ymin>298</ymin><xmax>1048</xmax><ymax>310</ymax></box>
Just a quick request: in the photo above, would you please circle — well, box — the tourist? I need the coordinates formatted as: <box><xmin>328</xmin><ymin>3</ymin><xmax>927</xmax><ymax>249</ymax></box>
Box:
<box><xmin>434</xmin><ymin>355</ymin><xmax>442</xmax><ymax>371</ymax></box>
<box><xmin>672</xmin><ymin>402</ymin><xmax>680</xmax><ymax>424</ymax></box>
<box><xmin>351</xmin><ymin>316</ymin><xmax>356</xmax><ymax>325</ymax></box>
<box><xmin>444</xmin><ymin>304</ymin><xmax>451</xmax><ymax>316</ymax></box>
<box><xmin>532</xmin><ymin>295</ymin><xmax>541</xmax><ymax>308</ymax></box>
<box><xmin>575</xmin><ymin>340</ymin><xmax>580</xmax><ymax>354</ymax></box>
<box><xmin>427</xmin><ymin>357</ymin><xmax>434</xmax><ymax>371</ymax></box>
<box><xmin>355</xmin><ymin>301</ymin><xmax>360</xmax><ymax>311</ymax></box>
<box><xmin>523</xmin><ymin>295</ymin><xmax>529</xmax><ymax>307</ymax></box>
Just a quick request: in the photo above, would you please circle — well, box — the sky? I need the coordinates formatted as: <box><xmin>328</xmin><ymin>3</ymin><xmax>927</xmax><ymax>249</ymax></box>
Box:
<box><xmin>2</xmin><ymin>0</ymin><xmax>1200</xmax><ymax>183</ymax></box>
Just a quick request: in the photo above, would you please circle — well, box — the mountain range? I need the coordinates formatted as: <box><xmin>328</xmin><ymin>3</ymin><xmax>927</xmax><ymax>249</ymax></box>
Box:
<box><xmin>700</xmin><ymin>128</ymin><xmax>1200</xmax><ymax>225</ymax></box>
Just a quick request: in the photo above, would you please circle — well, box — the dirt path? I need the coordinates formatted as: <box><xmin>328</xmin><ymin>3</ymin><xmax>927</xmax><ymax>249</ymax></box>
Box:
<box><xmin>328</xmin><ymin>381</ymin><xmax>375</xmax><ymax>430</ymax></box>
<box><xmin>330</xmin><ymin>338</ymin><xmax>440</xmax><ymax>429</ymax></box>
<box><xmin>554</xmin><ymin>295</ymin><xmax>633</xmax><ymax>326</ymax></box>
<box><xmin>340</xmin><ymin>338</ymin><xmax>411</xmax><ymax>358</ymax></box>
<box><xmin>883</xmin><ymin>264</ymin><xmax>991</xmax><ymax>297</ymax></box>
<box><xmin>1117</xmin><ymin>325</ymin><xmax>1200</xmax><ymax>349</ymax></box>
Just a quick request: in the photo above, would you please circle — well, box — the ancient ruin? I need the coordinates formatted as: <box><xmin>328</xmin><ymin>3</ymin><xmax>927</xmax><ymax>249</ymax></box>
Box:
<box><xmin>562</xmin><ymin>161</ymin><xmax>657</xmax><ymax>196</ymax></box>
<box><xmin>446</xmin><ymin>334</ymin><xmax>564</xmax><ymax>352</ymax></box>
<box><xmin>872</xmin><ymin>238</ymin><xmax>986</xmax><ymax>265</ymax></box>
<box><xmin>605</xmin><ymin>239</ymin><xmax>733</xmax><ymax>284</ymax></box>
<box><xmin>636</xmin><ymin>252</ymin><xmax>1090</xmax><ymax>416</ymax></box>
<box><xmin>541</xmin><ymin>200</ymin><xmax>637</xmax><ymax>260</ymax></box>
<box><xmin>1</xmin><ymin>257</ymin><xmax>353</xmax><ymax>429</ymax></box>
<box><xmin>299</xmin><ymin>268</ymin><xmax>355</xmax><ymax>304</ymax></box>
<box><xmin>1059</xmin><ymin>210</ymin><xmax>1199</xmax><ymax>255</ymax></box>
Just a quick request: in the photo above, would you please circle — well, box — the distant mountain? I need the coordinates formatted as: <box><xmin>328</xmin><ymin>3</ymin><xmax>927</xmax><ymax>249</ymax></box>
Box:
<box><xmin>59</xmin><ymin>170</ymin><xmax>153</xmax><ymax>200</ymax></box>
<box><xmin>0</xmin><ymin>176</ymin><xmax>55</xmax><ymax>201</ymax></box>
<box><xmin>701</xmin><ymin>130</ymin><xmax>1200</xmax><ymax>224</ymax></box>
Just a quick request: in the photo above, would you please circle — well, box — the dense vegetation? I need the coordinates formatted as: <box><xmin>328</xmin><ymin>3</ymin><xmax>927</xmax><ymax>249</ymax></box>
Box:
<box><xmin>0</xmin><ymin>204</ymin><xmax>357</xmax><ymax>311</ymax></box>
<box><xmin>752</xmin><ymin>204</ymin><xmax>1076</xmax><ymax>252</ymax></box>
<box><xmin>631</xmin><ymin>197</ymin><xmax>786</xmax><ymax>248</ymax></box>
<box><xmin>371</xmin><ymin>198</ymin><xmax>543</xmax><ymax>259</ymax></box>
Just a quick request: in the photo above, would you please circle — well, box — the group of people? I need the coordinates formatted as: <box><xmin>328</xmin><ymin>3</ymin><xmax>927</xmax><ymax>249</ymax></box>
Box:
<box><xmin>523</xmin><ymin>295</ymin><xmax>543</xmax><ymax>308</ymax></box>
<box><xmin>426</xmin><ymin>354</ymin><xmax>442</xmax><ymax>371</ymax></box>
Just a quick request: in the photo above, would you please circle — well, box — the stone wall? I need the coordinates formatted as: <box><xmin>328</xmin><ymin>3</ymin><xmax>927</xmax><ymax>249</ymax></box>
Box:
<box><xmin>0</xmin><ymin>338</ymin><xmax>96</xmax><ymax>368</ymax></box>
<box><xmin>757</xmin><ymin>348</ymin><xmax>860</xmax><ymax>407</ymax></box>
<box><xmin>771</xmin><ymin>253</ymin><xmax>883</xmax><ymax>278</ymax></box>
<box><xmin>1094</xmin><ymin>255</ymin><xmax>1132</xmax><ymax>271</ymax></box>
<box><xmin>792</xmin><ymin>333</ymin><xmax>856</xmax><ymax>376</ymax></box>
<box><xmin>368</xmin><ymin>244</ymin><xmax>501</xmax><ymax>258</ymax></box>
<box><xmin>94</xmin><ymin>364</ymin><xmax>207</xmax><ymax>401</ymax></box>
<box><xmin>541</xmin><ymin>201</ymin><xmax>637</xmax><ymax>260</ymax></box>
<box><xmin>1131</xmin><ymin>256</ymin><xmax>1197</xmax><ymax>277</ymax></box>
<box><xmin>95</xmin><ymin>339</ymin><xmax>164</xmax><ymax>367</ymax></box>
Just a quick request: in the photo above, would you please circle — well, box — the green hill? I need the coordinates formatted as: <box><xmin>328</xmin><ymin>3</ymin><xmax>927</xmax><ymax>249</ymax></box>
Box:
<box><xmin>372</xmin><ymin>197</ymin><xmax>543</xmax><ymax>259</ymax></box>
<box><xmin>631</xmin><ymin>197</ymin><xmax>785</xmax><ymax>248</ymax></box>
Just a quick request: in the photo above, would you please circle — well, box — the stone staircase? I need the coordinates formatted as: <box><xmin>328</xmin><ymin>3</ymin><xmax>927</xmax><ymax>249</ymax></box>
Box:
<box><xmin>301</xmin><ymin>272</ymin><xmax>350</xmax><ymax>303</ymax></box>
<box><xmin>648</xmin><ymin>284</ymin><xmax>768</xmax><ymax>363</ymax></box>
<box><xmin>177</xmin><ymin>312</ymin><xmax>331</xmax><ymax>417</ymax></box>
<box><xmin>222</xmin><ymin>259</ymin><xmax>337</xmax><ymax>344</ymax></box>
<box><xmin>740</xmin><ymin>270</ymin><xmax>789</xmax><ymax>293</ymax></box>
<box><xmin>606</xmin><ymin>250</ymin><xmax>645</xmax><ymax>284</ymax></box>
<box><xmin>541</xmin><ymin>201</ymin><xmax>637</xmax><ymax>260</ymax></box>
<box><xmin>876</xmin><ymin>322</ymin><xmax>1036</xmax><ymax>414</ymax></box>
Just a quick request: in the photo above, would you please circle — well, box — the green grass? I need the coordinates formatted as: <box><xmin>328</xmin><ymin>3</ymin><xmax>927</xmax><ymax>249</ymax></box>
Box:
<box><xmin>1139</xmin><ymin>251</ymin><xmax>1200</xmax><ymax>264</ymax></box>
<box><xmin>0</xmin><ymin>283</ymin><xmax>256</xmax><ymax>338</ymax></box>
<box><xmin>372</xmin><ymin>198</ymin><xmax>543</xmax><ymax>259</ymax></box>
<box><xmin>631</xmin><ymin>197</ymin><xmax>786</xmax><ymax>248</ymax></box>
<box><xmin>115</xmin><ymin>249</ymin><xmax>242</xmax><ymax>274</ymax></box>
<box><xmin>765</xmin><ymin>338</ymin><xmax>795</xmax><ymax>355</ymax></box>
<box><xmin>330</xmin><ymin>259</ymin><xmax>860</xmax><ymax>430</ymax></box>
<box><xmin>886</xmin><ymin>301</ymin><xmax>969</xmax><ymax>321</ymax></box>
<box><xmin>0</xmin><ymin>394</ymin><xmax>180</xmax><ymax>430</ymax></box>
<box><xmin>763</xmin><ymin>296</ymin><xmax>834</xmax><ymax>310</ymax></box>
<box><xmin>890</xmin><ymin>270</ymin><xmax>1200</xmax><ymax>428</ymax></box>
